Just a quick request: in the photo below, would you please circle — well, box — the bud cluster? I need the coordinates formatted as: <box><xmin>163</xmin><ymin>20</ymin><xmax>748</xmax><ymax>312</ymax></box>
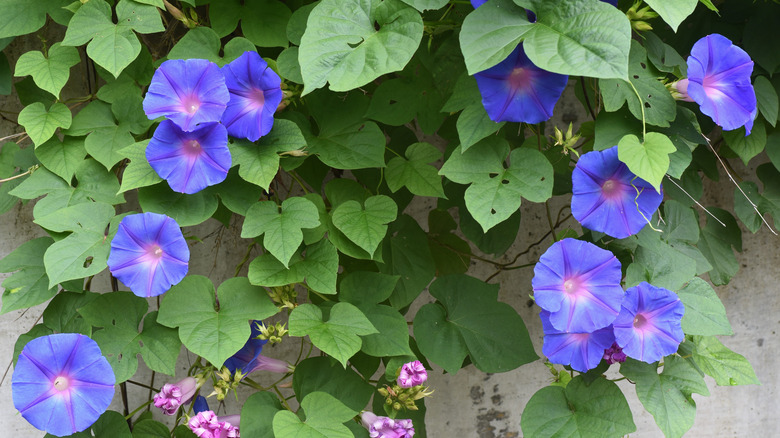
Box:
<box><xmin>255</xmin><ymin>321</ymin><xmax>288</xmax><ymax>344</ymax></box>
<box><xmin>267</xmin><ymin>284</ymin><xmax>298</xmax><ymax>309</ymax></box>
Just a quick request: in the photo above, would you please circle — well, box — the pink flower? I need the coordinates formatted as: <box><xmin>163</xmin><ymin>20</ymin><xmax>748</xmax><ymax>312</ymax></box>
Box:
<box><xmin>153</xmin><ymin>376</ymin><xmax>198</xmax><ymax>415</ymax></box>
<box><xmin>361</xmin><ymin>411</ymin><xmax>415</xmax><ymax>438</ymax></box>
<box><xmin>397</xmin><ymin>361</ymin><xmax>427</xmax><ymax>388</ymax></box>
<box><xmin>188</xmin><ymin>410</ymin><xmax>240</xmax><ymax>438</ymax></box>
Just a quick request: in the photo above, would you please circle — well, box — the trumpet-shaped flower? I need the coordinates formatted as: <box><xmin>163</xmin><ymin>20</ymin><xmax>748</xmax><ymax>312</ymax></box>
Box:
<box><xmin>571</xmin><ymin>146</ymin><xmax>663</xmax><ymax>239</ymax></box>
<box><xmin>12</xmin><ymin>334</ymin><xmax>115</xmax><ymax>437</ymax></box>
<box><xmin>193</xmin><ymin>395</ymin><xmax>210</xmax><ymax>414</ymax></box>
<box><xmin>143</xmin><ymin>59</ymin><xmax>229</xmax><ymax>131</ymax></box>
<box><xmin>188</xmin><ymin>410</ymin><xmax>240</xmax><ymax>438</ymax></box>
<box><xmin>224</xmin><ymin>320</ymin><xmax>292</xmax><ymax>377</ymax></box>
<box><xmin>532</xmin><ymin>238</ymin><xmax>624</xmax><ymax>333</ymax></box>
<box><xmin>540</xmin><ymin>311</ymin><xmax>616</xmax><ymax>372</ymax></box>
<box><xmin>613</xmin><ymin>282</ymin><xmax>685</xmax><ymax>363</ymax></box>
<box><xmin>146</xmin><ymin>120</ymin><xmax>231</xmax><ymax>194</ymax></box>
<box><xmin>107</xmin><ymin>212</ymin><xmax>189</xmax><ymax>298</ymax></box>
<box><xmin>153</xmin><ymin>376</ymin><xmax>198</xmax><ymax>415</ymax></box>
<box><xmin>361</xmin><ymin>411</ymin><xmax>415</xmax><ymax>438</ymax></box>
<box><xmin>474</xmin><ymin>44</ymin><xmax>568</xmax><ymax>124</ymax></box>
<box><xmin>397</xmin><ymin>360</ymin><xmax>427</xmax><ymax>388</ymax></box>
<box><xmin>221</xmin><ymin>51</ymin><xmax>283</xmax><ymax>141</ymax></box>
<box><xmin>675</xmin><ymin>34</ymin><xmax>756</xmax><ymax>135</ymax></box>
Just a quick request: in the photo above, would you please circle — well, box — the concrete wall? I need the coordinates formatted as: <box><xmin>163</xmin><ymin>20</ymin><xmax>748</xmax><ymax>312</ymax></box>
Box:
<box><xmin>2</xmin><ymin>34</ymin><xmax>778</xmax><ymax>437</ymax></box>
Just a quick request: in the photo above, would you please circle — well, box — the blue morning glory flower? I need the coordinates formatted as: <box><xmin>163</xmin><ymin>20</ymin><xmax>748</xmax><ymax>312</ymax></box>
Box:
<box><xmin>143</xmin><ymin>59</ymin><xmax>230</xmax><ymax>132</ymax></box>
<box><xmin>12</xmin><ymin>333</ymin><xmax>115</xmax><ymax>437</ymax></box>
<box><xmin>107</xmin><ymin>212</ymin><xmax>189</xmax><ymax>298</ymax></box>
<box><xmin>613</xmin><ymin>282</ymin><xmax>685</xmax><ymax>363</ymax></box>
<box><xmin>675</xmin><ymin>34</ymin><xmax>757</xmax><ymax>135</ymax></box>
<box><xmin>146</xmin><ymin>120</ymin><xmax>231</xmax><ymax>194</ymax></box>
<box><xmin>221</xmin><ymin>51</ymin><xmax>283</xmax><ymax>142</ymax></box>
<box><xmin>474</xmin><ymin>43</ymin><xmax>568</xmax><ymax>124</ymax></box>
<box><xmin>540</xmin><ymin>311</ymin><xmax>616</xmax><ymax>372</ymax></box>
<box><xmin>571</xmin><ymin>146</ymin><xmax>663</xmax><ymax>239</ymax></box>
<box><xmin>532</xmin><ymin>238</ymin><xmax>625</xmax><ymax>333</ymax></box>
<box><xmin>224</xmin><ymin>321</ymin><xmax>291</xmax><ymax>377</ymax></box>
<box><xmin>470</xmin><ymin>0</ymin><xmax>487</xmax><ymax>7</ymax></box>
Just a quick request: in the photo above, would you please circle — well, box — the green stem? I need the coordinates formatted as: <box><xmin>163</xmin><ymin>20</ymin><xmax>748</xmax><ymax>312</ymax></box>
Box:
<box><xmin>628</xmin><ymin>81</ymin><xmax>647</xmax><ymax>139</ymax></box>
<box><xmin>288</xmin><ymin>171</ymin><xmax>310</xmax><ymax>194</ymax></box>
<box><xmin>385</xmin><ymin>146</ymin><xmax>403</xmax><ymax>158</ymax></box>
<box><xmin>125</xmin><ymin>399</ymin><xmax>153</xmax><ymax>420</ymax></box>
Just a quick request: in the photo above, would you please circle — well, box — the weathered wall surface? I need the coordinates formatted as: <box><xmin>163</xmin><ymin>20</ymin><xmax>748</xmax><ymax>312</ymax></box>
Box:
<box><xmin>1</xmin><ymin>35</ymin><xmax>778</xmax><ymax>437</ymax></box>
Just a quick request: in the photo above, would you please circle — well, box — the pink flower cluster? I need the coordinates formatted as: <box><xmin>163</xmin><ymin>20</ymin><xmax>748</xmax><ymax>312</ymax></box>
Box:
<box><xmin>188</xmin><ymin>410</ymin><xmax>240</xmax><ymax>438</ymax></box>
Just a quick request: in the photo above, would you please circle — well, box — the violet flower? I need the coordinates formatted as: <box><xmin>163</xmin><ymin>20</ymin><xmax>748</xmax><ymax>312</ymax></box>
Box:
<box><xmin>224</xmin><ymin>321</ymin><xmax>292</xmax><ymax>377</ymax></box>
<box><xmin>153</xmin><ymin>376</ymin><xmax>198</xmax><ymax>415</ymax></box>
<box><xmin>193</xmin><ymin>395</ymin><xmax>209</xmax><ymax>414</ymax></box>
<box><xmin>397</xmin><ymin>360</ymin><xmax>427</xmax><ymax>388</ymax></box>
<box><xmin>532</xmin><ymin>238</ymin><xmax>624</xmax><ymax>333</ymax></box>
<box><xmin>146</xmin><ymin>120</ymin><xmax>231</xmax><ymax>194</ymax></box>
<box><xmin>540</xmin><ymin>311</ymin><xmax>616</xmax><ymax>373</ymax></box>
<box><xmin>12</xmin><ymin>333</ymin><xmax>115</xmax><ymax>437</ymax></box>
<box><xmin>474</xmin><ymin>43</ymin><xmax>568</xmax><ymax>124</ymax></box>
<box><xmin>470</xmin><ymin>0</ymin><xmax>487</xmax><ymax>7</ymax></box>
<box><xmin>675</xmin><ymin>34</ymin><xmax>757</xmax><ymax>135</ymax></box>
<box><xmin>603</xmin><ymin>342</ymin><xmax>627</xmax><ymax>364</ymax></box>
<box><xmin>612</xmin><ymin>282</ymin><xmax>685</xmax><ymax>363</ymax></box>
<box><xmin>188</xmin><ymin>410</ymin><xmax>240</xmax><ymax>438</ymax></box>
<box><xmin>143</xmin><ymin>59</ymin><xmax>230</xmax><ymax>131</ymax></box>
<box><xmin>107</xmin><ymin>212</ymin><xmax>189</xmax><ymax>298</ymax></box>
<box><xmin>361</xmin><ymin>411</ymin><xmax>415</xmax><ymax>438</ymax></box>
<box><xmin>221</xmin><ymin>51</ymin><xmax>283</xmax><ymax>142</ymax></box>
<box><xmin>571</xmin><ymin>146</ymin><xmax>663</xmax><ymax>239</ymax></box>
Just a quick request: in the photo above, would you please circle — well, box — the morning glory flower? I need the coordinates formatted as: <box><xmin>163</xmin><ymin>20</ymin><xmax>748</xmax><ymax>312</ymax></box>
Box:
<box><xmin>571</xmin><ymin>146</ymin><xmax>663</xmax><ymax>239</ymax></box>
<box><xmin>474</xmin><ymin>43</ymin><xmax>568</xmax><ymax>124</ymax></box>
<box><xmin>540</xmin><ymin>311</ymin><xmax>616</xmax><ymax>372</ymax></box>
<box><xmin>397</xmin><ymin>361</ymin><xmax>427</xmax><ymax>388</ymax></box>
<box><xmin>107</xmin><ymin>212</ymin><xmax>190</xmax><ymax>298</ymax></box>
<box><xmin>193</xmin><ymin>395</ymin><xmax>210</xmax><ymax>414</ymax></box>
<box><xmin>603</xmin><ymin>342</ymin><xmax>627</xmax><ymax>364</ymax></box>
<box><xmin>146</xmin><ymin>120</ymin><xmax>231</xmax><ymax>194</ymax></box>
<box><xmin>532</xmin><ymin>238</ymin><xmax>624</xmax><ymax>333</ymax></box>
<box><xmin>470</xmin><ymin>0</ymin><xmax>487</xmax><ymax>7</ymax></box>
<box><xmin>361</xmin><ymin>411</ymin><xmax>415</xmax><ymax>438</ymax></box>
<box><xmin>613</xmin><ymin>282</ymin><xmax>685</xmax><ymax>363</ymax></box>
<box><xmin>221</xmin><ymin>51</ymin><xmax>283</xmax><ymax>142</ymax></box>
<box><xmin>188</xmin><ymin>410</ymin><xmax>240</xmax><ymax>438</ymax></box>
<box><xmin>12</xmin><ymin>333</ymin><xmax>115</xmax><ymax>437</ymax></box>
<box><xmin>153</xmin><ymin>376</ymin><xmax>198</xmax><ymax>415</ymax></box>
<box><xmin>674</xmin><ymin>34</ymin><xmax>757</xmax><ymax>135</ymax></box>
<box><xmin>143</xmin><ymin>59</ymin><xmax>230</xmax><ymax>132</ymax></box>
<box><xmin>224</xmin><ymin>321</ymin><xmax>292</xmax><ymax>377</ymax></box>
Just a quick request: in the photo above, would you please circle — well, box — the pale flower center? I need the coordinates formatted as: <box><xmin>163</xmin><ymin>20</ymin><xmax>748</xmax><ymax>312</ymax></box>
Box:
<box><xmin>53</xmin><ymin>376</ymin><xmax>69</xmax><ymax>392</ymax></box>
<box><xmin>182</xmin><ymin>96</ymin><xmax>201</xmax><ymax>114</ymax></box>
<box><xmin>147</xmin><ymin>244</ymin><xmax>164</xmax><ymax>260</ymax></box>
<box><xmin>249</xmin><ymin>87</ymin><xmax>266</xmax><ymax>109</ymax></box>
<box><xmin>633</xmin><ymin>313</ymin><xmax>648</xmax><ymax>329</ymax></box>
<box><xmin>183</xmin><ymin>139</ymin><xmax>202</xmax><ymax>157</ymax></box>
<box><xmin>563</xmin><ymin>279</ymin><xmax>579</xmax><ymax>294</ymax></box>
<box><xmin>509</xmin><ymin>67</ymin><xmax>532</xmax><ymax>90</ymax></box>
<box><xmin>601</xmin><ymin>179</ymin><xmax>622</xmax><ymax>199</ymax></box>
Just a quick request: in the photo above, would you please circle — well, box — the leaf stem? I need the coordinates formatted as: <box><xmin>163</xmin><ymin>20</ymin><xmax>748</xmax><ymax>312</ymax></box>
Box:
<box><xmin>125</xmin><ymin>399</ymin><xmax>153</xmax><ymax>421</ymax></box>
<box><xmin>628</xmin><ymin>81</ymin><xmax>646</xmax><ymax>139</ymax></box>
<box><xmin>0</xmin><ymin>165</ymin><xmax>38</xmax><ymax>184</ymax></box>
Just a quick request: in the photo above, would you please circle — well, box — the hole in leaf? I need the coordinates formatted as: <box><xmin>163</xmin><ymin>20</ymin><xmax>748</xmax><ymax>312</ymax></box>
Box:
<box><xmin>501</xmin><ymin>179</ymin><xmax>509</xmax><ymax>185</ymax></box>
<box><xmin>640</xmin><ymin>62</ymin><xmax>646</xmax><ymax>69</ymax></box>
<box><xmin>488</xmin><ymin>172</ymin><xmax>499</xmax><ymax>178</ymax></box>
<box><xmin>633</xmin><ymin>74</ymin><xmax>639</xmax><ymax>79</ymax></box>
<box><xmin>348</xmin><ymin>38</ymin><xmax>365</xmax><ymax>49</ymax></box>
<box><xmin>374</xmin><ymin>21</ymin><xmax>381</xmax><ymax>31</ymax></box>
<box><xmin>388</xmin><ymin>99</ymin><xmax>397</xmax><ymax>105</ymax></box>
<box><xmin>490</xmin><ymin>208</ymin><xmax>496</xmax><ymax>214</ymax></box>
<box><xmin>644</xmin><ymin>102</ymin><xmax>651</xmax><ymax>108</ymax></box>
<box><xmin>540</xmin><ymin>176</ymin><xmax>546</xmax><ymax>181</ymax></box>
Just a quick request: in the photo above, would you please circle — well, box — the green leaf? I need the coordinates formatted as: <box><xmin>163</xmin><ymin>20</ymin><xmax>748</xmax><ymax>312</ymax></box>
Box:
<box><xmin>754</xmin><ymin>76</ymin><xmax>778</xmax><ymax>127</ymax></box>
<box><xmin>67</xmin><ymin>100</ymin><xmax>135</xmax><ymax>170</ymax></box>
<box><xmin>229</xmin><ymin>120</ymin><xmax>306</xmax><ymax>190</ymax></box>
<box><xmin>386</xmin><ymin>142</ymin><xmax>445</xmax><ymax>198</ymax></box>
<box><xmin>242</xmin><ymin>197</ymin><xmax>321</xmax><ymax>267</ymax></box>
<box><xmin>273</xmin><ymin>392</ymin><xmax>356</xmax><ymax>438</ymax></box>
<box><xmin>378</xmin><ymin>215</ymin><xmax>436</xmax><ymax>308</ymax></box>
<box><xmin>0</xmin><ymin>0</ymin><xmax>70</xmax><ymax>38</ymax></box>
<box><xmin>92</xmin><ymin>410</ymin><xmax>132</xmax><ymax>438</ymax></box>
<box><xmin>240</xmin><ymin>392</ymin><xmax>283</xmax><ymax>438</ymax></box>
<box><xmin>643</xmin><ymin>0</ymin><xmax>697</xmax><ymax>32</ymax></box>
<box><xmin>456</xmin><ymin>103</ymin><xmax>505</xmax><ymax>151</ymax></box>
<box><xmin>398</xmin><ymin>0</ymin><xmax>448</xmax><ymax>11</ymax></box>
<box><xmin>248</xmin><ymin>239</ymin><xmax>340</xmax><ymax>295</ymax></box>
<box><xmin>18</xmin><ymin>102</ymin><xmax>72</xmax><ymax>147</ymax></box>
<box><xmin>118</xmin><ymin>140</ymin><xmax>162</xmax><ymax>193</ymax></box>
<box><xmin>0</xmin><ymin>52</ymin><xmax>10</xmax><ymax>95</ymax></box>
<box><xmin>617</xmin><ymin>132</ymin><xmax>675</xmax><ymax>192</ymax></box>
<box><xmin>439</xmin><ymin>137</ymin><xmax>509</xmax><ymax>185</ymax></box>
<box><xmin>213</xmin><ymin>171</ymin><xmax>264</xmax><ymax>216</ymax></box>
<box><xmin>723</xmin><ymin>120</ymin><xmax>767</xmax><ymax>165</ymax></box>
<box><xmin>331</xmin><ymin>195</ymin><xmax>397</xmax><ymax>255</ymax></box>
<box><xmin>299</xmin><ymin>0</ymin><xmax>424</xmax><ymax>94</ymax></box>
<box><xmin>167</xmin><ymin>27</ymin><xmax>256</xmax><ymax>66</ymax></box>
<box><xmin>628</xmin><ymin>228</ymin><xmax>697</xmax><ymax>291</ymax></box>
<box><xmin>138</xmin><ymin>184</ymin><xmax>219</xmax><ymax>227</ymax></box>
<box><xmin>414</xmin><ymin>275</ymin><xmax>537</xmax><ymax>373</ymax></box>
<box><xmin>15</xmin><ymin>43</ymin><xmax>80</xmax><ymax>97</ymax></box>
<box><xmin>459</xmin><ymin>0</ymin><xmax>532</xmax><ymax>75</ymax></box>
<box><xmin>210</xmin><ymin>0</ymin><xmax>291</xmax><ymax>47</ymax></box>
<box><xmin>35</xmin><ymin>136</ymin><xmax>87</xmax><ymax>182</ymax></box>
<box><xmin>309</xmin><ymin>122</ymin><xmax>386</xmax><ymax>170</ymax></box>
<box><xmin>157</xmin><ymin>276</ymin><xmax>279</xmax><ymax>368</ymax></box>
<box><xmin>677</xmin><ymin>277</ymin><xmax>732</xmax><ymax>336</ymax></box>
<box><xmin>42</xmin><ymin>291</ymin><xmax>98</xmax><ymax>336</ymax></box>
<box><xmin>289</xmin><ymin>302</ymin><xmax>377</xmax><ymax>367</ymax></box>
<box><xmin>734</xmin><ymin>181</ymin><xmax>764</xmax><ymax>233</ymax></box>
<box><xmin>521</xmin><ymin>376</ymin><xmax>636</xmax><ymax>438</ymax></box>
<box><xmin>293</xmin><ymin>356</ymin><xmax>374</xmax><ymax>412</ymax></box>
<box><xmin>690</xmin><ymin>335</ymin><xmax>759</xmax><ymax>386</ymax></box>
<box><xmin>0</xmin><ymin>237</ymin><xmax>56</xmax><ymax>314</ymax></box>
<box><xmin>132</xmin><ymin>419</ymin><xmax>171</xmax><ymax>438</ymax></box>
<box><xmin>427</xmin><ymin>209</ymin><xmax>472</xmax><ymax>275</ymax></box>
<box><xmin>697</xmin><ymin>208</ymin><xmax>741</xmax><ymax>285</ymax></box>
<box><xmin>514</xmin><ymin>0</ymin><xmax>631</xmax><ymax>79</ymax></box>
<box><xmin>620</xmin><ymin>356</ymin><xmax>709</xmax><ymax>438</ymax></box>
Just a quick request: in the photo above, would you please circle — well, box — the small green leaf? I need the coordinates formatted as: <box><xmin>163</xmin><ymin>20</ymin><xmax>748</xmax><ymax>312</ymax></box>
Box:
<box><xmin>272</xmin><ymin>392</ymin><xmax>356</xmax><ymax>438</ymax></box>
<box><xmin>690</xmin><ymin>335</ymin><xmax>759</xmax><ymax>386</ymax></box>
<box><xmin>678</xmin><ymin>277</ymin><xmax>732</xmax><ymax>336</ymax></box>
<box><xmin>331</xmin><ymin>195</ymin><xmax>398</xmax><ymax>255</ymax></box>
<box><xmin>456</xmin><ymin>103</ymin><xmax>505</xmax><ymax>151</ymax></box>
<box><xmin>723</xmin><ymin>120</ymin><xmax>767</xmax><ymax>165</ymax></box>
<box><xmin>35</xmin><ymin>136</ymin><xmax>86</xmax><ymax>183</ymax></box>
<box><xmin>15</xmin><ymin>43</ymin><xmax>80</xmax><ymax>97</ymax></box>
<box><xmin>439</xmin><ymin>138</ymin><xmax>509</xmax><ymax>185</ymax></box>
<box><xmin>229</xmin><ymin>119</ymin><xmax>306</xmax><ymax>190</ymax></box>
<box><xmin>18</xmin><ymin>102</ymin><xmax>72</xmax><ymax>147</ymax></box>
<box><xmin>0</xmin><ymin>237</ymin><xmax>56</xmax><ymax>314</ymax></box>
<box><xmin>248</xmin><ymin>239</ymin><xmax>340</xmax><ymax>295</ymax></box>
<box><xmin>754</xmin><ymin>76</ymin><xmax>778</xmax><ymax>127</ymax></box>
<box><xmin>138</xmin><ymin>184</ymin><xmax>219</xmax><ymax>227</ymax></box>
<box><xmin>118</xmin><ymin>140</ymin><xmax>162</xmax><ymax>193</ymax></box>
<box><xmin>308</xmin><ymin>122</ymin><xmax>386</xmax><ymax>170</ymax></box>
<box><xmin>386</xmin><ymin>142</ymin><xmax>445</xmax><ymax>198</ymax></box>
<box><xmin>617</xmin><ymin>132</ymin><xmax>675</xmax><ymax>192</ymax></box>
<box><xmin>242</xmin><ymin>197</ymin><xmax>321</xmax><ymax>267</ymax></box>
<box><xmin>643</xmin><ymin>0</ymin><xmax>697</xmax><ymax>32</ymax></box>
<box><xmin>459</xmin><ymin>0</ymin><xmax>531</xmax><ymax>75</ymax></box>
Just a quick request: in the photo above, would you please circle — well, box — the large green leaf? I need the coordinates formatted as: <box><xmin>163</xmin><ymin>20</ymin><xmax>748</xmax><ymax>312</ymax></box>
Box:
<box><xmin>385</xmin><ymin>142</ymin><xmax>445</xmax><ymax>198</ymax></box>
<box><xmin>157</xmin><ymin>276</ymin><xmax>279</xmax><ymax>368</ymax></box>
<box><xmin>414</xmin><ymin>275</ymin><xmax>537</xmax><ymax>373</ymax></box>
<box><xmin>293</xmin><ymin>356</ymin><xmax>374</xmax><ymax>412</ymax></box>
<box><xmin>331</xmin><ymin>195</ymin><xmax>397</xmax><ymax>255</ymax></box>
<box><xmin>248</xmin><ymin>239</ymin><xmax>340</xmax><ymax>295</ymax></box>
<box><xmin>643</xmin><ymin>0</ymin><xmax>697</xmax><ymax>32</ymax></box>
<box><xmin>138</xmin><ymin>184</ymin><xmax>219</xmax><ymax>227</ymax></box>
<box><xmin>621</xmin><ymin>356</ymin><xmax>709</xmax><ymax>438</ymax></box>
<box><xmin>299</xmin><ymin>0</ymin><xmax>423</xmax><ymax>94</ymax></box>
<box><xmin>209</xmin><ymin>0</ymin><xmax>291</xmax><ymax>47</ymax></box>
<box><xmin>14</xmin><ymin>43</ymin><xmax>80</xmax><ymax>97</ymax></box>
<box><xmin>378</xmin><ymin>215</ymin><xmax>436</xmax><ymax>308</ymax></box>
<box><xmin>273</xmin><ymin>392</ymin><xmax>356</xmax><ymax>438</ymax></box>
<box><xmin>118</xmin><ymin>140</ymin><xmax>162</xmax><ymax>193</ymax></box>
<box><xmin>456</xmin><ymin>103</ymin><xmax>505</xmax><ymax>151</ymax></box>
<box><xmin>459</xmin><ymin>0</ymin><xmax>532</xmax><ymax>74</ymax></box>
<box><xmin>289</xmin><ymin>302</ymin><xmax>377</xmax><ymax>367</ymax></box>
<box><xmin>35</xmin><ymin>136</ymin><xmax>87</xmax><ymax>182</ymax></box>
<box><xmin>242</xmin><ymin>197</ymin><xmax>321</xmax><ymax>267</ymax></box>
<box><xmin>690</xmin><ymin>335</ymin><xmax>759</xmax><ymax>386</ymax></box>
<box><xmin>0</xmin><ymin>0</ymin><xmax>70</xmax><ymax>38</ymax></box>
<box><xmin>618</xmin><ymin>132</ymin><xmax>675</xmax><ymax>192</ymax></box>
<box><xmin>723</xmin><ymin>121</ymin><xmax>767</xmax><ymax>165</ymax></box>
<box><xmin>167</xmin><ymin>27</ymin><xmax>256</xmax><ymax>66</ymax></box>
<box><xmin>754</xmin><ymin>76</ymin><xmax>778</xmax><ymax>126</ymax></box>
<box><xmin>627</xmin><ymin>228</ymin><xmax>697</xmax><ymax>291</ymax></box>
<box><xmin>677</xmin><ymin>277</ymin><xmax>732</xmax><ymax>336</ymax></box>
<box><xmin>240</xmin><ymin>392</ymin><xmax>283</xmax><ymax>438</ymax></box>
<box><xmin>0</xmin><ymin>237</ymin><xmax>56</xmax><ymax>314</ymax></box>
<box><xmin>521</xmin><ymin>376</ymin><xmax>636</xmax><ymax>438</ymax></box>
<box><xmin>18</xmin><ymin>102</ymin><xmax>72</xmax><ymax>147</ymax></box>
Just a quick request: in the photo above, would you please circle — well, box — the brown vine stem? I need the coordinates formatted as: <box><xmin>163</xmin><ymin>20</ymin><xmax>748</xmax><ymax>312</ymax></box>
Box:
<box><xmin>703</xmin><ymin>133</ymin><xmax>777</xmax><ymax>235</ymax></box>
<box><xmin>664</xmin><ymin>175</ymin><xmax>726</xmax><ymax>227</ymax></box>
<box><xmin>0</xmin><ymin>164</ymin><xmax>38</xmax><ymax>184</ymax></box>
<box><xmin>0</xmin><ymin>132</ymin><xmax>25</xmax><ymax>143</ymax></box>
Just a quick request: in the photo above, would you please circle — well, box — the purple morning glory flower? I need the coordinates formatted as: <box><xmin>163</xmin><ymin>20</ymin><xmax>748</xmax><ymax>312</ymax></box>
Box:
<box><xmin>613</xmin><ymin>282</ymin><xmax>685</xmax><ymax>363</ymax></box>
<box><xmin>675</xmin><ymin>34</ymin><xmax>756</xmax><ymax>135</ymax></box>
<box><xmin>532</xmin><ymin>238</ymin><xmax>624</xmax><ymax>333</ymax></box>
<box><xmin>12</xmin><ymin>333</ymin><xmax>115</xmax><ymax>437</ymax></box>
<box><xmin>470</xmin><ymin>0</ymin><xmax>487</xmax><ymax>7</ymax></box>
<box><xmin>153</xmin><ymin>376</ymin><xmax>198</xmax><ymax>415</ymax></box>
<box><xmin>361</xmin><ymin>411</ymin><xmax>415</xmax><ymax>438</ymax></box>
<box><xmin>223</xmin><ymin>320</ymin><xmax>291</xmax><ymax>377</ymax></box>
<box><xmin>221</xmin><ymin>51</ymin><xmax>283</xmax><ymax>142</ymax></box>
<box><xmin>188</xmin><ymin>410</ymin><xmax>240</xmax><ymax>438</ymax></box>
<box><xmin>540</xmin><ymin>311</ymin><xmax>616</xmax><ymax>372</ymax></box>
<box><xmin>474</xmin><ymin>43</ymin><xmax>568</xmax><ymax>124</ymax></box>
<box><xmin>397</xmin><ymin>360</ymin><xmax>427</xmax><ymax>388</ymax></box>
<box><xmin>603</xmin><ymin>342</ymin><xmax>627</xmax><ymax>364</ymax></box>
<box><xmin>193</xmin><ymin>395</ymin><xmax>210</xmax><ymax>414</ymax></box>
<box><xmin>571</xmin><ymin>146</ymin><xmax>663</xmax><ymax>239</ymax></box>
<box><xmin>107</xmin><ymin>212</ymin><xmax>190</xmax><ymax>298</ymax></box>
<box><xmin>143</xmin><ymin>59</ymin><xmax>230</xmax><ymax>132</ymax></box>
<box><xmin>146</xmin><ymin>120</ymin><xmax>231</xmax><ymax>194</ymax></box>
